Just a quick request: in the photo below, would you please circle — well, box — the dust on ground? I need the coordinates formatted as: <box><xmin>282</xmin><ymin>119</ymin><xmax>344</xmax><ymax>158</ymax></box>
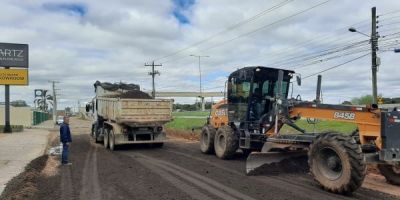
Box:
<box><xmin>166</xmin><ymin>128</ymin><xmax>200</xmax><ymax>141</ymax></box>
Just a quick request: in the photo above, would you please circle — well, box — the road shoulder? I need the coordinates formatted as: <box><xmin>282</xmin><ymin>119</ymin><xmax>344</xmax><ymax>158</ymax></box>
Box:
<box><xmin>0</xmin><ymin>128</ymin><xmax>51</xmax><ymax>196</ymax></box>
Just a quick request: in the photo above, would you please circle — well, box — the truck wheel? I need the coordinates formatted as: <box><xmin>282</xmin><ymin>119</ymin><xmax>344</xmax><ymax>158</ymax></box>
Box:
<box><xmin>214</xmin><ymin>125</ymin><xmax>238</xmax><ymax>159</ymax></box>
<box><xmin>308</xmin><ymin>133</ymin><xmax>366</xmax><ymax>194</ymax></box>
<box><xmin>242</xmin><ymin>149</ymin><xmax>252</xmax><ymax>157</ymax></box>
<box><xmin>152</xmin><ymin>143</ymin><xmax>164</xmax><ymax>148</ymax></box>
<box><xmin>378</xmin><ymin>164</ymin><xmax>400</xmax><ymax>185</ymax></box>
<box><xmin>103</xmin><ymin>128</ymin><xmax>109</xmax><ymax>149</ymax></box>
<box><xmin>92</xmin><ymin>125</ymin><xmax>100</xmax><ymax>143</ymax></box>
<box><xmin>109</xmin><ymin>129</ymin><xmax>117</xmax><ymax>151</ymax></box>
<box><xmin>200</xmin><ymin>125</ymin><xmax>216</xmax><ymax>154</ymax></box>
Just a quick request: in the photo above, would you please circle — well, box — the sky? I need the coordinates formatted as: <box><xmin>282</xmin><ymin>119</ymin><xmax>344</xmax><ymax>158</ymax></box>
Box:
<box><xmin>0</xmin><ymin>0</ymin><xmax>400</xmax><ymax>109</ymax></box>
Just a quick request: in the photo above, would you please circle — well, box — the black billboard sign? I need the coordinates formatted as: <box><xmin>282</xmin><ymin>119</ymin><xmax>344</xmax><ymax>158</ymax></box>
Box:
<box><xmin>0</xmin><ymin>43</ymin><xmax>29</xmax><ymax>68</ymax></box>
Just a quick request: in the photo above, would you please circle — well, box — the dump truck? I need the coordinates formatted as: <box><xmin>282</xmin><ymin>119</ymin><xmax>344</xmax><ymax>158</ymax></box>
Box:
<box><xmin>200</xmin><ymin>66</ymin><xmax>400</xmax><ymax>194</ymax></box>
<box><xmin>86</xmin><ymin>81</ymin><xmax>173</xmax><ymax>150</ymax></box>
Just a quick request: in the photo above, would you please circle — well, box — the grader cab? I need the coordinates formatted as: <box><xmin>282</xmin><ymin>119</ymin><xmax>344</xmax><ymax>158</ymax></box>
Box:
<box><xmin>200</xmin><ymin>66</ymin><xmax>400</xmax><ymax>194</ymax></box>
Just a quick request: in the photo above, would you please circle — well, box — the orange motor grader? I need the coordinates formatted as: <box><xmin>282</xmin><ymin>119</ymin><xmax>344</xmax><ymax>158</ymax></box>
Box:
<box><xmin>200</xmin><ymin>66</ymin><xmax>400</xmax><ymax>194</ymax></box>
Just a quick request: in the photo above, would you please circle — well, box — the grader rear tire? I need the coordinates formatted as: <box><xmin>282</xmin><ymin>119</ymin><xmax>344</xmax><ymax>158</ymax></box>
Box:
<box><xmin>214</xmin><ymin>126</ymin><xmax>238</xmax><ymax>159</ymax></box>
<box><xmin>378</xmin><ymin>164</ymin><xmax>400</xmax><ymax>185</ymax></box>
<box><xmin>200</xmin><ymin>125</ymin><xmax>216</xmax><ymax>154</ymax></box>
<box><xmin>308</xmin><ymin>133</ymin><xmax>366</xmax><ymax>194</ymax></box>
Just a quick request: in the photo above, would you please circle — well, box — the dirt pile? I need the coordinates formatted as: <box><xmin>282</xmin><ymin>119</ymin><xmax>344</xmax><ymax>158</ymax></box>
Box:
<box><xmin>0</xmin><ymin>155</ymin><xmax>48</xmax><ymax>200</ymax></box>
<box><xmin>105</xmin><ymin>90</ymin><xmax>152</xmax><ymax>99</ymax></box>
<box><xmin>247</xmin><ymin>155</ymin><xmax>309</xmax><ymax>176</ymax></box>
<box><xmin>166</xmin><ymin>129</ymin><xmax>200</xmax><ymax>141</ymax></box>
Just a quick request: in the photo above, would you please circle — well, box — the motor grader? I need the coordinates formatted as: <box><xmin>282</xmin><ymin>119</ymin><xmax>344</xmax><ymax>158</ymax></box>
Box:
<box><xmin>200</xmin><ymin>66</ymin><xmax>400</xmax><ymax>194</ymax></box>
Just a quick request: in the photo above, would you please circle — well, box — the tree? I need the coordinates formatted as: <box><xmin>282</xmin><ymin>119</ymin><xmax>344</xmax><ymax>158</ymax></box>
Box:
<box><xmin>11</xmin><ymin>100</ymin><xmax>28</xmax><ymax>107</ymax></box>
<box><xmin>351</xmin><ymin>95</ymin><xmax>373</xmax><ymax>105</ymax></box>
<box><xmin>34</xmin><ymin>90</ymin><xmax>53</xmax><ymax>112</ymax></box>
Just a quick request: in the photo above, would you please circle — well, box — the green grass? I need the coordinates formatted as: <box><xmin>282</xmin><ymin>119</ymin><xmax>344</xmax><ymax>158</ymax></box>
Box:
<box><xmin>280</xmin><ymin>120</ymin><xmax>357</xmax><ymax>135</ymax></box>
<box><xmin>166</xmin><ymin>118</ymin><xmax>207</xmax><ymax>131</ymax></box>
<box><xmin>172</xmin><ymin>111</ymin><xmax>210</xmax><ymax>117</ymax></box>
<box><xmin>168</xmin><ymin>111</ymin><xmax>358</xmax><ymax>134</ymax></box>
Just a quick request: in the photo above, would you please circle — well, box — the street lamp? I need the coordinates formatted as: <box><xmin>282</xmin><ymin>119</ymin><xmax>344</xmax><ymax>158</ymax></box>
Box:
<box><xmin>348</xmin><ymin>27</ymin><xmax>370</xmax><ymax>37</ymax></box>
<box><xmin>348</xmin><ymin>8</ymin><xmax>378</xmax><ymax>104</ymax></box>
<box><xmin>190</xmin><ymin>54</ymin><xmax>209</xmax><ymax>111</ymax></box>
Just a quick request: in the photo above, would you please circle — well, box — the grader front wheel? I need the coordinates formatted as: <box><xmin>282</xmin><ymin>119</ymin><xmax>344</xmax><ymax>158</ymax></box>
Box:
<box><xmin>200</xmin><ymin>125</ymin><xmax>216</xmax><ymax>154</ymax></box>
<box><xmin>378</xmin><ymin>164</ymin><xmax>400</xmax><ymax>185</ymax></box>
<box><xmin>308</xmin><ymin>133</ymin><xmax>366</xmax><ymax>194</ymax></box>
<box><xmin>214</xmin><ymin>126</ymin><xmax>238</xmax><ymax>159</ymax></box>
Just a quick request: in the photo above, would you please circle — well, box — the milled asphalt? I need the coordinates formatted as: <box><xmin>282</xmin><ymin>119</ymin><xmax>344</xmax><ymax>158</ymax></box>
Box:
<box><xmin>0</xmin><ymin>121</ymin><xmax>53</xmax><ymax>195</ymax></box>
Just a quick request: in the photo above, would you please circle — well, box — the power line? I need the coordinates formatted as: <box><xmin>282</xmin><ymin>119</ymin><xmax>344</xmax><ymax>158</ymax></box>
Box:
<box><xmin>303</xmin><ymin>53</ymin><xmax>370</xmax><ymax>80</ymax></box>
<box><xmin>162</xmin><ymin>0</ymin><xmax>331</xmax><ymax>64</ymax></box>
<box><xmin>154</xmin><ymin>0</ymin><xmax>293</xmax><ymax>62</ymax></box>
<box><xmin>197</xmin><ymin>0</ymin><xmax>332</xmax><ymax>53</ymax></box>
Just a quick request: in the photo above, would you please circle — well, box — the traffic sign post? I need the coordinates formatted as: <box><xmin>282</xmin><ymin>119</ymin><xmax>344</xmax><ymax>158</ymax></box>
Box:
<box><xmin>0</xmin><ymin>43</ymin><xmax>29</xmax><ymax>133</ymax></box>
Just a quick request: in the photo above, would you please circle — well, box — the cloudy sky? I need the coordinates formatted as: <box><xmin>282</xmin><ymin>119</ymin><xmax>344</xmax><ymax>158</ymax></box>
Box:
<box><xmin>1</xmin><ymin>0</ymin><xmax>400</xmax><ymax>109</ymax></box>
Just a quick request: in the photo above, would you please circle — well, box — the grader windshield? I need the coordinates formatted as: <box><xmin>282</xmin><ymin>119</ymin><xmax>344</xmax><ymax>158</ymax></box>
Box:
<box><xmin>227</xmin><ymin>67</ymin><xmax>293</xmax><ymax>123</ymax></box>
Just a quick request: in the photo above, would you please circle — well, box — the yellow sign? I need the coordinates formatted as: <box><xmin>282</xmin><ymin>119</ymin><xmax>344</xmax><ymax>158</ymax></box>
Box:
<box><xmin>0</xmin><ymin>69</ymin><xmax>28</xmax><ymax>85</ymax></box>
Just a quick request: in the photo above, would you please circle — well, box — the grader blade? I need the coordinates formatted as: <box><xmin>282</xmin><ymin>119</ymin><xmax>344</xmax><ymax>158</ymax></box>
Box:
<box><xmin>246</xmin><ymin>151</ymin><xmax>307</xmax><ymax>175</ymax></box>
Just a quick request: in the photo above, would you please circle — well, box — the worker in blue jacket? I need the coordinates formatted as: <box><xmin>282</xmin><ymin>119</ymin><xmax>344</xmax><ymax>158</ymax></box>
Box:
<box><xmin>60</xmin><ymin>116</ymin><xmax>72</xmax><ymax>165</ymax></box>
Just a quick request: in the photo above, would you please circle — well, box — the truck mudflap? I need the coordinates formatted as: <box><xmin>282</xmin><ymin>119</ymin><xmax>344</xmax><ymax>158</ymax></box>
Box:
<box><xmin>381</xmin><ymin>110</ymin><xmax>400</xmax><ymax>162</ymax></box>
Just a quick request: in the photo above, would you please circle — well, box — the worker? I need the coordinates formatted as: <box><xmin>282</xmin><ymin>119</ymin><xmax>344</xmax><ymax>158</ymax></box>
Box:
<box><xmin>250</xmin><ymin>87</ymin><xmax>263</xmax><ymax>120</ymax></box>
<box><xmin>60</xmin><ymin>116</ymin><xmax>72</xmax><ymax>165</ymax></box>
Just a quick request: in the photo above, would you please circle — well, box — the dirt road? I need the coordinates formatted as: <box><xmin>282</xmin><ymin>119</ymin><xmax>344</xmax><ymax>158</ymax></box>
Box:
<box><xmin>2</xmin><ymin>118</ymin><xmax>399</xmax><ymax>200</ymax></box>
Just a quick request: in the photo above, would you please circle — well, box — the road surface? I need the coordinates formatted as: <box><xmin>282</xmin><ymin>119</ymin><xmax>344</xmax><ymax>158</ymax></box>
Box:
<box><xmin>3</xmin><ymin>118</ymin><xmax>399</xmax><ymax>200</ymax></box>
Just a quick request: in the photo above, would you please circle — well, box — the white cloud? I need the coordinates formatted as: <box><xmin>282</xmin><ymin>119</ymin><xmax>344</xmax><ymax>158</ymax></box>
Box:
<box><xmin>0</xmin><ymin>0</ymin><xmax>399</xmax><ymax>109</ymax></box>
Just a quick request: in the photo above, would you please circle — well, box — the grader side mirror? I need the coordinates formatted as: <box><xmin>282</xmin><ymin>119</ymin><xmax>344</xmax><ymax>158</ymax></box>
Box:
<box><xmin>296</xmin><ymin>75</ymin><xmax>301</xmax><ymax>86</ymax></box>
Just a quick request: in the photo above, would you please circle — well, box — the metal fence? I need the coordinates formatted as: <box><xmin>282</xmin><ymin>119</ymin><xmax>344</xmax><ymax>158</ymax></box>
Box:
<box><xmin>32</xmin><ymin>111</ymin><xmax>51</xmax><ymax>125</ymax></box>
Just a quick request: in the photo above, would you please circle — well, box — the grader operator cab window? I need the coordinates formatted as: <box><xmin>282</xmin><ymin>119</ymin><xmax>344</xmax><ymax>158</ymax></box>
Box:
<box><xmin>228</xmin><ymin>67</ymin><xmax>292</xmax><ymax>124</ymax></box>
<box><xmin>229</xmin><ymin>77</ymin><xmax>252</xmax><ymax>122</ymax></box>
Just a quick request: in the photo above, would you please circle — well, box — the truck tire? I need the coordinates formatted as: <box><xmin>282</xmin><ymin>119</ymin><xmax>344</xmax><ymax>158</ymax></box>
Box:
<box><xmin>152</xmin><ymin>143</ymin><xmax>164</xmax><ymax>148</ymax></box>
<box><xmin>378</xmin><ymin>164</ymin><xmax>400</xmax><ymax>185</ymax></box>
<box><xmin>109</xmin><ymin>129</ymin><xmax>117</xmax><ymax>151</ymax></box>
<box><xmin>200</xmin><ymin>125</ymin><xmax>216</xmax><ymax>154</ymax></box>
<box><xmin>214</xmin><ymin>125</ymin><xmax>238</xmax><ymax>159</ymax></box>
<box><xmin>242</xmin><ymin>149</ymin><xmax>252</xmax><ymax>157</ymax></box>
<box><xmin>103</xmin><ymin>128</ymin><xmax>109</xmax><ymax>149</ymax></box>
<box><xmin>92</xmin><ymin>125</ymin><xmax>100</xmax><ymax>143</ymax></box>
<box><xmin>308</xmin><ymin>132</ymin><xmax>366</xmax><ymax>194</ymax></box>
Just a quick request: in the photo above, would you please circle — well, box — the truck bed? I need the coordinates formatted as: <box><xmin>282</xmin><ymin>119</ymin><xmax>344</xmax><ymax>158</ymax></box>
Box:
<box><xmin>97</xmin><ymin>97</ymin><xmax>173</xmax><ymax>126</ymax></box>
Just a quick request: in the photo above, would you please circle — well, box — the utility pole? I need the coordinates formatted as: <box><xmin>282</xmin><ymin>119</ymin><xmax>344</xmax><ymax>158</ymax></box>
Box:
<box><xmin>3</xmin><ymin>67</ymin><xmax>11</xmax><ymax>133</ymax></box>
<box><xmin>145</xmin><ymin>61</ymin><xmax>162</xmax><ymax>99</ymax></box>
<box><xmin>49</xmin><ymin>80</ymin><xmax>59</xmax><ymax>125</ymax></box>
<box><xmin>370</xmin><ymin>7</ymin><xmax>379</xmax><ymax>104</ymax></box>
<box><xmin>190</xmin><ymin>55</ymin><xmax>209</xmax><ymax>111</ymax></box>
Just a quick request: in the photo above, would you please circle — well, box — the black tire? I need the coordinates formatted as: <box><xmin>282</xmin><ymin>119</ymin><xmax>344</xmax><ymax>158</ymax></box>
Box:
<box><xmin>92</xmin><ymin>125</ymin><xmax>100</xmax><ymax>143</ymax></box>
<box><xmin>214</xmin><ymin>126</ymin><xmax>239</xmax><ymax>159</ymax></box>
<box><xmin>242</xmin><ymin>149</ymin><xmax>252</xmax><ymax>157</ymax></box>
<box><xmin>152</xmin><ymin>143</ymin><xmax>164</xmax><ymax>148</ymax></box>
<box><xmin>378</xmin><ymin>164</ymin><xmax>400</xmax><ymax>185</ymax></box>
<box><xmin>200</xmin><ymin>125</ymin><xmax>216</xmax><ymax>154</ymax></box>
<box><xmin>109</xmin><ymin>129</ymin><xmax>117</xmax><ymax>151</ymax></box>
<box><xmin>103</xmin><ymin>128</ymin><xmax>109</xmax><ymax>149</ymax></box>
<box><xmin>308</xmin><ymin>132</ymin><xmax>366</xmax><ymax>194</ymax></box>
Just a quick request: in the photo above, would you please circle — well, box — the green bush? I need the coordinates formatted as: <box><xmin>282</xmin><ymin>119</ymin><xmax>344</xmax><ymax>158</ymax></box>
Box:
<box><xmin>0</xmin><ymin>125</ymin><xmax>24</xmax><ymax>133</ymax></box>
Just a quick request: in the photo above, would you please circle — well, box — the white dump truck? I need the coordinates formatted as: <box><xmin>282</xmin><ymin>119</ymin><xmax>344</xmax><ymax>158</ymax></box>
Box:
<box><xmin>86</xmin><ymin>81</ymin><xmax>173</xmax><ymax>150</ymax></box>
